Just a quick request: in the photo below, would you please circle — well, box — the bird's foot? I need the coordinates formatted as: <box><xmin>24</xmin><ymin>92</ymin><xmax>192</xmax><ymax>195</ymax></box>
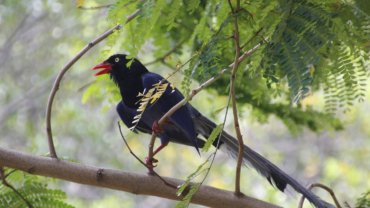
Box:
<box><xmin>145</xmin><ymin>156</ymin><xmax>158</xmax><ymax>169</ymax></box>
<box><xmin>152</xmin><ymin>121</ymin><xmax>164</xmax><ymax>135</ymax></box>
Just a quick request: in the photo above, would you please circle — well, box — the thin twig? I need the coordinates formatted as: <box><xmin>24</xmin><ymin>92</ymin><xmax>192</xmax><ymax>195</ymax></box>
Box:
<box><xmin>118</xmin><ymin>122</ymin><xmax>147</xmax><ymax>167</ymax></box>
<box><xmin>146</xmin><ymin>133</ymin><xmax>157</xmax><ymax>173</ymax></box>
<box><xmin>163</xmin><ymin>53</ymin><xmax>198</xmax><ymax>81</ymax></box>
<box><xmin>44</xmin><ymin>7</ymin><xmax>142</xmax><ymax>159</ymax></box>
<box><xmin>0</xmin><ymin>168</ymin><xmax>33</xmax><ymax>208</ymax></box>
<box><xmin>343</xmin><ymin>201</ymin><xmax>352</xmax><ymax>208</ymax></box>
<box><xmin>117</xmin><ymin>122</ymin><xmax>177</xmax><ymax>189</ymax></box>
<box><xmin>154</xmin><ymin>52</ymin><xmax>197</xmax><ymax>71</ymax></box>
<box><xmin>240</xmin><ymin>27</ymin><xmax>264</xmax><ymax>50</ymax></box>
<box><xmin>125</xmin><ymin>9</ymin><xmax>141</xmax><ymax>24</ymax></box>
<box><xmin>228</xmin><ymin>0</ymin><xmax>244</xmax><ymax>195</ymax></box>
<box><xmin>161</xmin><ymin>60</ymin><xmax>177</xmax><ymax>70</ymax></box>
<box><xmin>45</xmin><ymin>24</ymin><xmax>122</xmax><ymax>158</ymax></box>
<box><xmin>145</xmin><ymin>39</ymin><xmax>187</xmax><ymax>66</ymax></box>
<box><xmin>77</xmin><ymin>0</ymin><xmax>137</xmax><ymax>10</ymax></box>
<box><xmin>78</xmin><ymin>4</ymin><xmax>113</xmax><ymax>10</ymax></box>
<box><xmin>77</xmin><ymin>80</ymin><xmax>96</xmax><ymax>92</ymax></box>
<box><xmin>197</xmin><ymin>88</ymin><xmax>233</xmax><ymax>193</ymax></box>
<box><xmin>4</xmin><ymin>169</ymin><xmax>17</xmax><ymax>179</ymax></box>
<box><xmin>298</xmin><ymin>183</ymin><xmax>342</xmax><ymax>208</ymax></box>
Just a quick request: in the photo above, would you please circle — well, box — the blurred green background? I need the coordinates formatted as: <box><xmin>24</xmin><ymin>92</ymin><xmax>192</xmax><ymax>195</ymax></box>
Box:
<box><xmin>0</xmin><ymin>1</ymin><xmax>369</xmax><ymax>207</ymax></box>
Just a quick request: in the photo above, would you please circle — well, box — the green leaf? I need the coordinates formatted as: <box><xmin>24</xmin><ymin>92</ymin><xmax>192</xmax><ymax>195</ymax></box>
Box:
<box><xmin>202</xmin><ymin>124</ymin><xmax>223</xmax><ymax>152</ymax></box>
<box><xmin>176</xmin><ymin>159</ymin><xmax>209</xmax><ymax>197</ymax></box>
<box><xmin>355</xmin><ymin>190</ymin><xmax>370</xmax><ymax>208</ymax></box>
<box><xmin>165</xmin><ymin>0</ymin><xmax>182</xmax><ymax>30</ymax></box>
<box><xmin>0</xmin><ymin>169</ymin><xmax>74</xmax><ymax>208</ymax></box>
<box><xmin>175</xmin><ymin>183</ymin><xmax>201</xmax><ymax>208</ymax></box>
<box><xmin>185</xmin><ymin>0</ymin><xmax>199</xmax><ymax>14</ymax></box>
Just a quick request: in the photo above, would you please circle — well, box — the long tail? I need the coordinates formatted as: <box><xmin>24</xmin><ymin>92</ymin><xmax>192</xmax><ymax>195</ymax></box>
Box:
<box><xmin>194</xmin><ymin>114</ymin><xmax>335</xmax><ymax>208</ymax></box>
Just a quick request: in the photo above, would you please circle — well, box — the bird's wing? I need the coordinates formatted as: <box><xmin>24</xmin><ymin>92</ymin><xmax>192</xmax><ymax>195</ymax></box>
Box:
<box><xmin>141</xmin><ymin>72</ymin><xmax>200</xmax><ymax>151</ymax></box>
<box><xmin>118</xmin><ymin>99</ymin><xmax>206</xmax><ymax>147</ymax></box>
<box><xmin>116</xmin><ymin>101</ymin><xmax>152</xmax><ymax>134</ymax></box>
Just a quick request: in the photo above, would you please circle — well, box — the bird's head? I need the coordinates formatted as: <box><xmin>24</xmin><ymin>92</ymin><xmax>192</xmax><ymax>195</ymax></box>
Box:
<box><xmin>92</xmin><ymin>54</ymin><xmax>148</xmax><ymax>80</ymax></box>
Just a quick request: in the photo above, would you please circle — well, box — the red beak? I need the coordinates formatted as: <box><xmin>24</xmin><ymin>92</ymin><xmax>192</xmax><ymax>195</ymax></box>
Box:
<box><xmin>92</xmin><ymin>62</ymin><xmax>112</xmax><ymax>76</ymax></box>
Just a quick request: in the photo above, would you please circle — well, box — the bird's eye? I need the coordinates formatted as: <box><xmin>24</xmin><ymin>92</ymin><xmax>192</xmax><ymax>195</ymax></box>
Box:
<box><xmin>115</xmin><ymin>58</ymin><xmax>120</xmax><ymax>62</ymax></box>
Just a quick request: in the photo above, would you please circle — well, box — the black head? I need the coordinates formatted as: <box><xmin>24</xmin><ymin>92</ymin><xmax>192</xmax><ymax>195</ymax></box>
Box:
<box><xmin>92</xmin><ymin>54</ymin><xmax>149</xmax><ymax>83</ymax></box>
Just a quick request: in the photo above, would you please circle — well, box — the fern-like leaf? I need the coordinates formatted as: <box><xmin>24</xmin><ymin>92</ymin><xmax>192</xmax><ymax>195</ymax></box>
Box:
<box><xmin>263</xmin><ymin>2</ymin><xmax>332</xmax><ymax>103</ymax></box>
<box><xmin>0</xmin><ymin>171</ymin><xmax>74</xmax><ymax>208</ymax></box>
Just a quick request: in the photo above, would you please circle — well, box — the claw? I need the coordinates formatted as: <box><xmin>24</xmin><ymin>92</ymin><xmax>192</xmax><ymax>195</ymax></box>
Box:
<box><xmin>145</xmin><ymin>156</ymin><xmax>158</xmax><ymax>169</ymax></box>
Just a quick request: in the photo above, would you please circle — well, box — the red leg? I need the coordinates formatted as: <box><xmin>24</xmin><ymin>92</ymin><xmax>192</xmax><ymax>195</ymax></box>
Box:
<box><xmin>152</xmin><ymin>120</ymin><xmax>164</xmax><ymax>135</ymax></box>
<box><xmin>145</xmin><ymin>142</ymin><xmax>168</xmax><ymax>170</ymax></box>
<box><xmin>146</xmin><ymin>120</ymin><xmax>169</xmax><ymax>171</ymax></box>
<box><xmin>153</xmin><ymin>143</ymin><xmax>168</xmax><ymax>156</ymax></box>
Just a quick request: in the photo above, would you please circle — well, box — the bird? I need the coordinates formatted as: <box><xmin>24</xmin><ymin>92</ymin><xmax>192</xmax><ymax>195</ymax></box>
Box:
<box><xmin>92</xmin><ymin>54</ymin><xmax>334</xmax><ymax>208</ymax></box>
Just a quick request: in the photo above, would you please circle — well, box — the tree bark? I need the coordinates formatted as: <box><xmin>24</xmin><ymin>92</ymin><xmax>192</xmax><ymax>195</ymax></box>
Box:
<box><xmin>0</xmin><ymin>147</ymin><xmax>280</xmax><ymax>208</ymax></box>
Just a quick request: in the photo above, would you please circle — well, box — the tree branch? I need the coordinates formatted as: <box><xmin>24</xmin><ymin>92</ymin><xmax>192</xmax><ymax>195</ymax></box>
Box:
<box><xmin>298</xmin><ymin>183</ymin><xmax>342</xmax><ymax>208</ymax></box>
<box><xmin>45</xmin><ymin>7</ymin><xmax>143</xmax><ymax>159</ymax></box>
<box><xmin>0</xmin><ymin>147</ymin><xmax>280</xmax><ymax>208</ymax></box>
<box><xmin>228</xmin><ymin>0</ymin><xmax>244</xmax><ymax>194</ymax></box>
<box><xmin>125</xmin><ymin>9</ymin><xmax>141</xmax><ymax>24</ymax></box>
<box><xmin>78</xmin><ymin>4</ymin><xmax>113</xmax><ymax>10</ymax></box>
<box><xmin>45</xmin><ymin>24</ymin><xmax>122</xmax><ymax>158</ymax></box>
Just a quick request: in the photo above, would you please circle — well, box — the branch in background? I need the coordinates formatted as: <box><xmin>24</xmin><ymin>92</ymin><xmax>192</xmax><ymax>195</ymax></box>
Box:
<box><xmin>240</xmin><ymin>27</ymin><xmax>264</xmax><ymax>50</ymax></box>
<box><xmin>125</xmin><ymin>9</ymin><xmax>141</xmax><ymax>24</ymax></box>
<box><xmin>0</xmin><ymin>147</ymin><xmax>280</xmax><ymax>208</ymax></box>
<box><xmin>78</xmin><ymin>4</ymin><xmax>113</xmax><ymax>10</ymax></box>
<box><xmin>145</xmin><ymin>39</ymin><xmax>187</xmax><ymax>66</ymax></box>
<box><xmin>0</xmin><ymin>77</ymin><xmax>53</xmax><ymax>126</ymax></box>
<box><xmin>45</xmin><ymin>24</ymin><xmax>122</xmax><ymax>159</ymax></box>
<box><xmin>77</xmin><ymin>1</ymin><xmax>139</xmax><ymax>11</ymax></box>
<box><xmin>0</xmin><ymin>13</ymin><xmax>29</xmax><ymax>56</ymax></box>
<box><xmin>298</xmin><ymin>183</ymin><xmax>343</xmax><ymax>208</ymax></box>
<box><xmin>0</xmin><ymin>168</ymin><xmax>33</xmax><ymax>208</ymax></box>
<box><xmin>228</xmin><ymin>0</ymin><xmax>244</xmax><ymax>195</ymax></box>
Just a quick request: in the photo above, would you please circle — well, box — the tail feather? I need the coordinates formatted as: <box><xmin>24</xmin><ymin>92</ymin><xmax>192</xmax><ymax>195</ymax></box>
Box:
<box><xmin>194</xmin><ymin>114</ymin><xmax>335</xmax><ymax>208</ymax></box>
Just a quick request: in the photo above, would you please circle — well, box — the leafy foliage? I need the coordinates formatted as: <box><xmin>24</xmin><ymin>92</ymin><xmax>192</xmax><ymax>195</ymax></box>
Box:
<box><xmin>0</xmin><ymin>170</ymin><xmax>73</xmax><ymax>208</ymax></box>
<box><xmin>263</xmin><ymin>2</ymin><xmax>329</xmax><ymax>103</ymax></box>
<box><xmin>355</xmin><ymin>190</ymin><xmax>370</xmax><ymax>208</ymax></box>
<box><xmin>175</xmin><ymin>158</ymin><xmax>210</xmax><ymax>208</ymax></box>
<box><xmin>202</xmin><ymin>124</ymin><xmax>224</xmax><ymax>152</ymax></box>
<box><xmin>175</xmin><ymin>183</ymin><xmax>200</xmax><ymax>208</ymax></box>
<box><xmin>83</xmin><ymin>0</ymin><xmax>369</xmax><ymax>135</ymax></box>
<box><xmin>176</xmin><ymin>159</ymin><xmax>207</xmax><ymax>198</ymax></box>
<box><xmin>262</xmin><ymin>0</ymin><xmax>369</xmax><ymax>108</ymax></box>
